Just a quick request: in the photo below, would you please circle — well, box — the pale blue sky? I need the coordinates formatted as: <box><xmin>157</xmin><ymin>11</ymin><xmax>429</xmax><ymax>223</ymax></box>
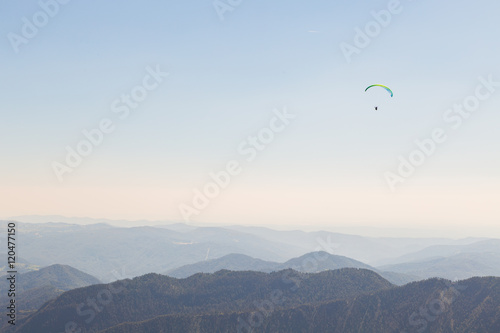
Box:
<box><xmin>1</xmin><ymin>0</ymin><xmax>499</xmax><ymax>235</ymax></box>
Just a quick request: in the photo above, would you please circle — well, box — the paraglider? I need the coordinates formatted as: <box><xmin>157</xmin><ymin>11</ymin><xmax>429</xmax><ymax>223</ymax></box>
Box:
<box><xmin>365</xmin><ymin>84</ymin><xmax>393</xmax><ymax>110</ymax></box>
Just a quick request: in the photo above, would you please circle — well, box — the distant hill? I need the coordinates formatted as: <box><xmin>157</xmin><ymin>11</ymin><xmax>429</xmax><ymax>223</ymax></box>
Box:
<box><xmin>0</xmin><ymin>264</ymin><xmax>100</xmax><ymax>323</ymax></box>
<box><xmin>376</xmin><ymin>239</ymin><xmax>500</xmax><ymax>266</ymax></box>
<box><xmin>99</xmin><ymin>276</ymin><xmax>500</xmax><ymax>333</ymax></box>
<box><xmin>278</xmin><ymin>251</ymin><xmax>373</xmax><ymax>271</ymax></box>
<box><xmin>378</xmin><ymin>251</ymin><xmax>500</xmax><ymax>280</ymax></box>
<box><xmin>166</xmin><ymin>253</ymin><xmax>279</xmax><ymax>277</ymax></box>
<box><xmin>167</xmin><ymin>251</ymin><xmax>418</xmax><ymax>285</ymax></box>
<box><xmin>13</xmin><ymin>264</ymin><xmax>101</xmax><ymax>293</ymax></box>
<box><xmin>12</xmin><ymin>268</ymin><xmax>393</xmax><ymax>333</ymax></box>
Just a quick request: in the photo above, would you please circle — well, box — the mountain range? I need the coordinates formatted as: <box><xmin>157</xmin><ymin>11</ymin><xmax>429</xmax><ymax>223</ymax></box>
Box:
<box><xmin>1</xmin><ymin>219</ymin><xmax>499</xmax><ymax>332</ymax></box>
<box><xmin>9</xmin><ymin>268</ymin><xmax>500</xmax><ymax>333</ymax></box>
<box><xmin>1</xmin><ymin>220</ymin><xmax>493</xmax><ymax>282</ymax></box>
<box><xmin>11</xmin><ymin>268</ymin><xmax>393</xmax><ymax>333</ymax></box>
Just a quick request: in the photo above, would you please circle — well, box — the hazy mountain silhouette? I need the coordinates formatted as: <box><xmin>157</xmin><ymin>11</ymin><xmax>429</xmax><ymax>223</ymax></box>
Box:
<box><xmin>376</xmin><ymin>239</ymin><xmax>500</xmax><ymax>265</ymax></box>
<box><xmin>167</xmin><ymin>251</ymin><xmax>418</xmax><ymax>285</ymax></box>
<box><xmin>378</xmin><ymin>251</ymin><xmax>500</xmax><ymax>280</ymax></box>
<box><xmin>6</xmin><ymin>221</ymin><xmax>493</xmax><ymax>283</ymax></box>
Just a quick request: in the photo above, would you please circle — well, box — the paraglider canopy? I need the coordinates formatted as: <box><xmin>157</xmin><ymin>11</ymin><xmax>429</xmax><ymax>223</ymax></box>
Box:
<box><xmin>365</xmin><ymin>84</ymin><xmax>393</xmax><ymax>97</ymax></box>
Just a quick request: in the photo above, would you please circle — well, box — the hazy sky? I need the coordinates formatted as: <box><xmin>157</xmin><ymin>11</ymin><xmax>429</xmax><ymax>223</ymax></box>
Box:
<box><xmin>1</xmin><ymin>0</ymin><xmax>499</xmax><ymax>235</ymax></box>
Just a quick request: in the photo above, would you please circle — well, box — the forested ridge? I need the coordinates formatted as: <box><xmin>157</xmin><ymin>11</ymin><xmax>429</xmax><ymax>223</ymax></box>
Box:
<box><xmin>12</xmin><ymin>268</ymin><xmax>392</xmax><ymax>332</ymax></box>
<box><xmin>100</xmin><ymin>276</ymin><xmax>500</xmax><ymax>333</ymax></box>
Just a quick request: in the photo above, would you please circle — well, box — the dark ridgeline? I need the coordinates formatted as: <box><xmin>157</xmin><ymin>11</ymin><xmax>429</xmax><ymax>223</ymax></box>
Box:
<box><xmin>100</xmin><ymin>277</ymin><xmax>500</xmax><ymax>333</ymax></box>
<box><xmin>7</xmin><ymin>268</ymin><xmax>500</xmax><ymax>333</ymax></box>
<box><xmin>11</xmin><ymin>268</ymin><xmax>392</xmax><ymax>332</ymax></box>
